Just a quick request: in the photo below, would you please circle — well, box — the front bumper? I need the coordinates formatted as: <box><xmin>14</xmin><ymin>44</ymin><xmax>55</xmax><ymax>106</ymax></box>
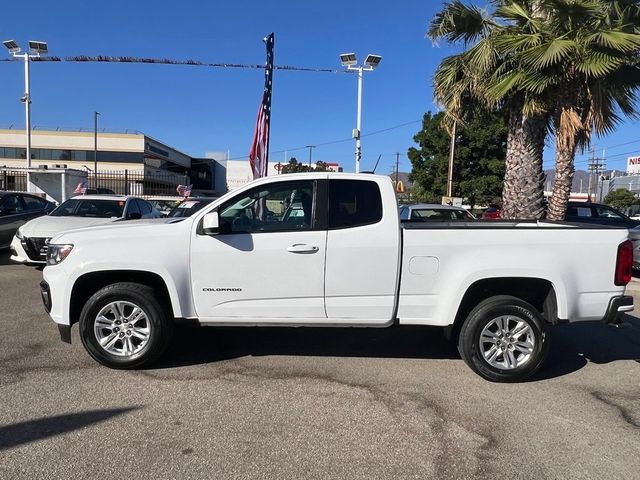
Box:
<box><xmin>602</xmin><ymin>295</ymin><xmax>634</xmax><ymax>324</ymax></box>
<box><xmin>10</xmin><ymin>235</ymin><xmax>46</xmax><ymax>265</ymax></box>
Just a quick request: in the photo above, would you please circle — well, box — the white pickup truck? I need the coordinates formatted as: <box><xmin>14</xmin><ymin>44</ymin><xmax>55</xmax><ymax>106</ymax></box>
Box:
<box><xmin>40</xmin><ymin>173</ymin><xmax>634</xmax><ymax>382</ymax></box>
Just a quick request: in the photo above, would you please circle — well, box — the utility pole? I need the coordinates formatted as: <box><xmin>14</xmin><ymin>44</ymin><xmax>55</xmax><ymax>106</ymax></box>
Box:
<box><xmin>588</xmin><ymin>146</ymin><xmax>606</xmax><ymax>202</ymax></box>
<box><xmin>446</xmin><ymin>120</ymin><xmax>457</xmax><ymax>198</ymax></box>
<box><xmin>94</xmin><ymin>111</ymin><xmax>100</xmax><ymax>187</ymax></box>
<box><xmin>306</xmin><ymin>145</ymin><xmax>315</xmax><ymax>168</ymax></box>
<box><xmin>395</xmin><ymin>152</ymin><xmax>400</xmax><ymax>186</ymax></box>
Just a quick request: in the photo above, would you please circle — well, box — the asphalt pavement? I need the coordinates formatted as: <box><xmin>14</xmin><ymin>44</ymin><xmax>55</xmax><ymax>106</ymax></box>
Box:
<box><xmin>1</xmin><ymin>251</ymin><xmax>639</xmax><ymax>479</ymax></box>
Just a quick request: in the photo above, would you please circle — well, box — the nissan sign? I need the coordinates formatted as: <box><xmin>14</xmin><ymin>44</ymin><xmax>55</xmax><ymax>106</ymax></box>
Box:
<box><xmin>628</xmin><ymin>156</ymin><xmax>640</xmax><ymax>175</ymax></box>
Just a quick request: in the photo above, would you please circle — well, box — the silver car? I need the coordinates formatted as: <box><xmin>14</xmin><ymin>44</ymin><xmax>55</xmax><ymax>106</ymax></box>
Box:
<box><xmin>399</xmin><ymin>203</ymin><xmax>476</xmax><ymax>221</ymax></box>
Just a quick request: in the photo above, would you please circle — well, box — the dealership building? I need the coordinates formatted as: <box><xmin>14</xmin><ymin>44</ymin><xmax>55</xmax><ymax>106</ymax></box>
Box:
<box><xmin>0</xmin><ymin>128</ymin><xmax>216</xmax><ymax>194</ymax></box>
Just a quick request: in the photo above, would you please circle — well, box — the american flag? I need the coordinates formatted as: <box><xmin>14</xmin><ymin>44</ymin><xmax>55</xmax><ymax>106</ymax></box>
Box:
<box><xmin>74</xmin><ymin>182</ymin><xmax>88</xmax><ymax>195</ymax></box>
<box><xmin>249</xmin><ymin>32</ymin><xmax>274</xmax><ymax>180</ymax></box>
<box><xmin>176</xmin><ymin>184</ymin><xmax>192</xmax><ymax>198</ymax></box>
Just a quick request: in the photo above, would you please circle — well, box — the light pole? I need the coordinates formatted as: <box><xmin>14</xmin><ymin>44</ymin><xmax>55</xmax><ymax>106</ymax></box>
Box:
<box><xmin>3</xmin><ymin>40</ymin><xmax>48</xmax><ymax>193</ymax></box>
<box><xmin>94</xmin><ymin>111</ymin><xmax>100</xmax><ymax>187</ymax></box>
<box><xmin>339</xmin><ymin>53</ymin><xmax>382</xmax><ymax>173</ymax></box>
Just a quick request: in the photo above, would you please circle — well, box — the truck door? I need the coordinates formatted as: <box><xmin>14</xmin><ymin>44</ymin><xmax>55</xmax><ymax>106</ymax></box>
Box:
<box><xmin>324</xmin><ymin>178</ymin><xmax>401</xmax><ymax>322</ymax></box>
<box><xmin>191</xmin><ymin>179</ymin><xmax>327</xmax><ymax>319</ymax></box>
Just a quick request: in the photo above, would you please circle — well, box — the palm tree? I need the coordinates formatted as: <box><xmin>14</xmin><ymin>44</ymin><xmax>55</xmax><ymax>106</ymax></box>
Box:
<box><xmin>429</xmin><ymin>0</ymin><xmax>550</xmax><ymax>219</ymax></box>
<box><xmin>430</xmin><ymin>0</ymin><xmax>640</xmax><ymax>220</ymax></box>
<box><xmin>493</xmin><ymin>0</ymin><xmax>640</xmax><ymax>220</ymax></box>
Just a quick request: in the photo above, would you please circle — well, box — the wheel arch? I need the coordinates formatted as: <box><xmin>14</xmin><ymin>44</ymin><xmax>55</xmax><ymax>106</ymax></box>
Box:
<box><xmin>447</xmin><ymin>277</ymin><xmax>559</xmax><ymax>340</ymax></box>
<box><xmin>69</xmin><ymin>270</ymin><xmax>178</xmax><ymax>329</ymax></box>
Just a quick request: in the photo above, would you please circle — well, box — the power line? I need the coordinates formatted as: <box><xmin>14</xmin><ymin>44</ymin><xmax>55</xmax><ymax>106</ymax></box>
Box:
<box><xmin>2</xmin><ymin>55</ymin><xmax>346</xmax><ymax>74</ymax></box>
<box><xmin>227</xmin><ymin>120</ymin><xmax>422</xmax><ymax>161</ymax></box>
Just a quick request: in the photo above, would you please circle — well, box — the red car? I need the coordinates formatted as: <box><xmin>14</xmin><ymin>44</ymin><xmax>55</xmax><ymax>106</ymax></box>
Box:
<box><xmin>481</xmin><ymin>204</ymin><xmax>502</xmax><ymax>219</ymax></box>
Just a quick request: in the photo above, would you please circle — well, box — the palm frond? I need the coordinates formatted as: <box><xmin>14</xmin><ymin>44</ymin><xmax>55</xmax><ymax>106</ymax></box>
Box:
<box><xmin>428</xmin><ymin>0</ymin><xmax>494</xmax><ymax>44</ymax></box>
<box><xmin>587</xmin><ymin>31</ymin><xmax>640</xmax><ymax>53</ymax></box>
<box><xmin>574</xmin><ymin>51</ymin><xmax>624</xmax><ymax>77</ymax></box>
<box><xmin>520</xmin><ymin>38</ymin><xmax>579</xmax><ymax>69</ymax></box>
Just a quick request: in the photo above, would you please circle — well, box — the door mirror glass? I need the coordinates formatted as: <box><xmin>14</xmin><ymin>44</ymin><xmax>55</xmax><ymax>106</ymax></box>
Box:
<box><xmin>203</xmin><ymin>211</ymin><xmax>219</xmax><ymax>235</ymax></box>
<box><xmin>126</xmin><ymin>211</ymin><xmax>142</xmax><ymax>220</ymax></box>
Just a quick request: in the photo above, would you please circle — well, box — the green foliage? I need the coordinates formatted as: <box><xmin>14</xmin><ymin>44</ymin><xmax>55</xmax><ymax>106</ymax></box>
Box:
<box><xmin>604</xmin><ymin>188</ymin><xmax>637</xmax><ymax>210</ymax></box>
<box><xmin>280</xmin><ymin>158</ymin><xmax>329</xmax><ymax>174</ymax></box>
<box><xmin>408</xmin><ymin>107</ymin><xmax>507</xmax><ymax>207</ymax></box>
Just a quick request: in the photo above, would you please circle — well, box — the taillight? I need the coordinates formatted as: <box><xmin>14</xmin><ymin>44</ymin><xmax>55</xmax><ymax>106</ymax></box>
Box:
<box><xmin>615</xmin><ymin>240</ymin><xmax>633</xmax><ymax>286</ymax></box>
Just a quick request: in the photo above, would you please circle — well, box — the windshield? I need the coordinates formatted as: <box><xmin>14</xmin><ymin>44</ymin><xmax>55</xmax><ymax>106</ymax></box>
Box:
<box><xmin>168</xmin><ymin>199</ymin><xmax>213</xmax><ymax>218</ymax></box>
<box><xmin>50</xmin><ymin>199</ymin><xmax>125</xmax><ymax>218</ymax></box>
<box><xmin>150</xmin><ymin>199</ymin><xmax>182</xmax><ymax>212</ymax></box>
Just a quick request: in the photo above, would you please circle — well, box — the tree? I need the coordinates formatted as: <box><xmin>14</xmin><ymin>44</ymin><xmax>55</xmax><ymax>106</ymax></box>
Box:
<box><xmin>429</xmin><ymin>0</ymin><xmax>550</xmax><ymax>219</ymax></box>
<box><xmin>428</xmin><ymin>0</ymin><xmax>640</xmax><ymax>221</ymax></box>
<box><xmin>604</xmin><ymin>188</ymin><xmax>637</xmax><ymax>211</ymax></box>
<box><xmin>496</xmin><ymin>1</ymin><xmax>640</xmax><ymax>221</ymax></box>
<box><xmin>281</xmin><ymin>158</ymin><xmax>329</xmax><ymax>174</ymax></box>
<box><xmin>408</xmin><ymin>106</ymin><xmax>507</xmax><ymax>207</ymax></box>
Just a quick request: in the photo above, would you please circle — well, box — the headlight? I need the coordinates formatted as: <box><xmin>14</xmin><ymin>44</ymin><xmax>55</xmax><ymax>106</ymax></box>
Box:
<box><xmin>15</xmin><ymin>229</ymin><xmax>24</xmax><ymax>240</ymax></box>
<box><xmin>46</xmin><ymin>244</ymin><xmax>74</xmax><ymax>266</ymax></box>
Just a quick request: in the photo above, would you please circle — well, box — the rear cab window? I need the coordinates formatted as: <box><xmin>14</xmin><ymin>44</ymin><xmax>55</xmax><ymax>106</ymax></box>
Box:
<box><xmin>328</xmin><ymin>179</ymin><xmax>382</xmax><ymax>229</ymax></box>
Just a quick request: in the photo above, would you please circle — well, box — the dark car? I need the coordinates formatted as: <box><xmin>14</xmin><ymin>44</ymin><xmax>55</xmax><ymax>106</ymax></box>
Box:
<box><xmin>167</xmin><ymin>198</ymin><xmax>216</xmax><ymax>218</ymax></box>
<box><xmin>0</xmin><ymin>192</ymin><xmax>56</xmax><ymax>249</ymax></box>
<box><xmin>564</xmin><ymin>202</ymin><xmax>640</xmax><ymax>228</ymax></box>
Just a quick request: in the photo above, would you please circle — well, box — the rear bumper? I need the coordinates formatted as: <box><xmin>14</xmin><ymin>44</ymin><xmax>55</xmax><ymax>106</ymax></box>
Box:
<box><xmin>602</xmin><ymin>295</ymin><xmax>634</xmax><ymax>324</ymax></box>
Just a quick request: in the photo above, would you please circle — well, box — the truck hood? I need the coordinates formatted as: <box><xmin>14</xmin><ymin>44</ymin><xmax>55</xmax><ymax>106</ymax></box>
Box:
<box><xmin>19</xmin><ymin>215</ymin><xmax>120</xmax><ymax>238</ymax></box>
<box><xmin>49</xmin><ymin>217</ymin><xmax>191</xmax><ymax>244</ymax></box>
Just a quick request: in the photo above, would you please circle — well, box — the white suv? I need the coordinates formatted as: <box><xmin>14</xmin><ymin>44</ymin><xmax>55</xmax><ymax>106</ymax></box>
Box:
<box><xmin>10</xmin><ymin>195</ymin><xmax>160</xmax><ymax>264</ymax></box>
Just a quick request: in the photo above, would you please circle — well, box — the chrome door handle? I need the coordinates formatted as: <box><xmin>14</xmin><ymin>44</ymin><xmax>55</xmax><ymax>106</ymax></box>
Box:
<box><xmin>286</xmin><ymin>243</ymin><xmax>319</xmax><ymax>253</ymax></box>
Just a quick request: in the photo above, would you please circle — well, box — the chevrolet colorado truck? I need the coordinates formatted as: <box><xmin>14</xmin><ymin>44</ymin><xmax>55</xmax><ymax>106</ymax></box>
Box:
<box><xmin>40</xmin><ymin>173</ymin><xmax>634</xmax><ymax>382</ymax></box>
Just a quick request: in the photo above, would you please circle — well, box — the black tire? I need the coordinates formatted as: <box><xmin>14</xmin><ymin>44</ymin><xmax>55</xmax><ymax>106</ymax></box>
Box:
<box><xmin>458</xmin><ymin>295</ymin><xmax>550</xmax><ymax>382</ymax></box>
<box><xmin>79</xmin><ymin>282</ymin><xmax>173</xmax><ymax>369</ymax></box>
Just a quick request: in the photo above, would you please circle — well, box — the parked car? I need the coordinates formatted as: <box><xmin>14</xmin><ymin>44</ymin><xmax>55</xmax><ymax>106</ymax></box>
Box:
<box><xmin>167</xmin><ymin>198</ymin><xmax>217</xmax><ymax>218</ymax></box>
<box><xmin>85</xmin><ymin>188</ymin><xmax>116</xmax><ymax>195</ymax></box>
<box><xmin>41</xmin><ymin>173</ymin><xmax>633</xmax><ymax>382</ymax></box>
<box><xmin>10</xmin><ymin>195</ymin><xmax>160</xmax><ymax>264</ymax></box>
<box><xmin>399</xmin><ymin>204</ymin><xmax>475</xmax><ymax>221</ymax></box>
<box><xmin>0</xmin><ymin>192</ymin><xmax>56</xmax><ymax>250</ymax></box>
<box><xmin>481</xmin><ymin>204</ymin><xmax>502</xmax><ymax>219</ymax></box>
<box><xmin>564</xmin><ymin>202</ymin><xmax>640</xmax><ymax>228</ymax></box>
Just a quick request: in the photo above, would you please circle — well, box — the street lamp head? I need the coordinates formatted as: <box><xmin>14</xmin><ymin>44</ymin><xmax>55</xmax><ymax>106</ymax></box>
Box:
<box><xmin>364</xmin><ymin>54</ymin><xmax>382</xmax><ymax>68</ymax></box>
<box><xmin>3</xmin><ymin>39</ymin><xmax>21</xmax><ymax>54</ymax></box>
<box><xmin>28</xmin><ymin>40</ymin><xmax>48</xmax><ymax>54</ymax></box>
<box><xmin>339</xmin><ymin>53</ymin><xmax>357</xmax><ymax>67</ymax></box>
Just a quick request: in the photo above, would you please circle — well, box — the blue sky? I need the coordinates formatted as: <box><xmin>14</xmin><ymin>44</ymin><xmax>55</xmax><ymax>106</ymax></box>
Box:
<box><xmin>1</xmin><ymin>0</ymin><xmax>638</xmax><ymax>175</ymax></box>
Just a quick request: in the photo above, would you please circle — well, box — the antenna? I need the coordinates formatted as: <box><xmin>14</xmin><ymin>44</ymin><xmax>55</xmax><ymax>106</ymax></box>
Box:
<box><xmin>372</xmin><ymin>154</ymin><xmax>382</xmax><ymax>174</ymax></box>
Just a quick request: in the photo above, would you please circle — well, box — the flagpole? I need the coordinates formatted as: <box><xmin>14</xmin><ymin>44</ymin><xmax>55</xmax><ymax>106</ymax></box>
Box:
<box><xmin>248</xmin><ymin>33</ymin><xmax>274</xmax><ymax>181</ymax></box>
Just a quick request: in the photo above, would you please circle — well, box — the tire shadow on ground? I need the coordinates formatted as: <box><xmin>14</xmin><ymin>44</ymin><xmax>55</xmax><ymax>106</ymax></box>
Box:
<box><xmin>153</xmin><ymin>314</ymin><xmax>640</xmax><ymax>381</ymax></box>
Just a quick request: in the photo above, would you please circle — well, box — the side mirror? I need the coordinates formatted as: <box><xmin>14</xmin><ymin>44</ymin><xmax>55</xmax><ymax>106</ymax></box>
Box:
<box><xmin>203</xmin><ymin>211</ymin><xmax>219</xmax><ymax>235</ymax></box>
<box><xmin>126</xmin><ymin>212</ymin><xmax>142</xmax><ymax>220</ymax></box>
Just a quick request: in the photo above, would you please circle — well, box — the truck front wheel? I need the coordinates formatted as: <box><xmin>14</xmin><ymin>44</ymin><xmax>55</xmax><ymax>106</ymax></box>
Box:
<box><xmin>79</xmin><ymin>282</ymin><xmax>173</xmax><ymax>369</ymax></box>
<box><xmin>458</xmin><ymin>295</ymin><xmax>550</xmax><ymax>382</ymax></box>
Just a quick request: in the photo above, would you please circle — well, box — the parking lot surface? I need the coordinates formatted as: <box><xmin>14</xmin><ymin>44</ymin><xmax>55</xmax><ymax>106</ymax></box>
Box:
<box><xmin>1</xmin><ymin>251</ymin><xmax>639</xmax><ymax>479</ymax></box>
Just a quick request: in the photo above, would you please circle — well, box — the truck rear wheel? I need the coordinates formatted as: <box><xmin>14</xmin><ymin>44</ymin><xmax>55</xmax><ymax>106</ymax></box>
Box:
<box><xmin>79</xmin><ymin>282</ymin><xmax>173</xmax><ymax>369</ymax></box>
<box><xmin>458</xmin><ymin>295</ymin><xmax>549</xmax><ymax>382</ymax></box>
